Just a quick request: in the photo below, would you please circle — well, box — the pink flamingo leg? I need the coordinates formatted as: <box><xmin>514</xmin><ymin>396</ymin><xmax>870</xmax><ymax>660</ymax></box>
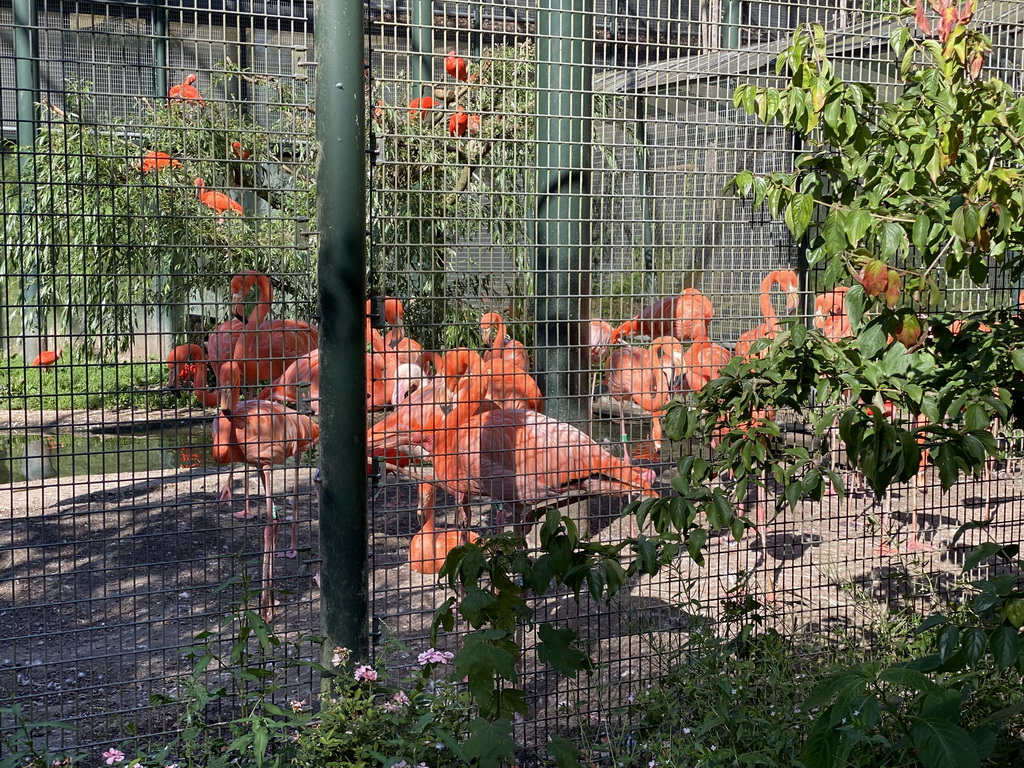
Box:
<box><xmin>276</xmin><ymin>451</ymin><xmax>303</xmax><ymax>559</ymax></box>
<box><xmin>259</xmin><ymin>468</ymin><xmax>277</xmax><ymax>622</ymax></box>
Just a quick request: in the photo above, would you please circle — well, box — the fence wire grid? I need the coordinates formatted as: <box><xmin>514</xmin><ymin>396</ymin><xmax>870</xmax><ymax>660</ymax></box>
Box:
<box><xmin>1</xmin><ymin>0</ymin><xmax>1023</xmax><ymax>758</ymax></box>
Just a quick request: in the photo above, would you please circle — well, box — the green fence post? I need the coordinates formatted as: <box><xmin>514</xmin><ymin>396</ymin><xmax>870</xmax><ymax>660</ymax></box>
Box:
<box><xmin>315</xmin><ymin>0</ymin><xmax>369</xmax><ymax>668</ymax></box>
<box><xmin>534</xmin><ymin>0</ymin><xmax>592</xmax><ymax>427</ymax></box>
<box><xmin>152</xmin><ymin>2</ymin><xmax>167</xmax><ymax>101</ymax></box>
<box><xmin>722</xmin><ymin>0</ymin><xmax>742</xmax><ymax>49</ymax></box>
<box><xmin>13</xmin><ymin>0</ymin><xmax>40</xmax><ymax>363</ymax></box>
<box><xmin>410</xmin><ymin>0</ymin><xmax>434</xmax><ymax>99</ymax></box>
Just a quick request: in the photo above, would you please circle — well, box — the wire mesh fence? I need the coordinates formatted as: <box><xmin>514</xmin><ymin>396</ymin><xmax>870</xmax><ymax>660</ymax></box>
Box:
<box><xmin>2</xmin><ymin>0</ymin><xmax>1024</xmax><ymax>759</ymax></box>
<box><xmin>1</xmin><ymin>0</ymin><xmax>320</xmax><ymax>751</ymax></box>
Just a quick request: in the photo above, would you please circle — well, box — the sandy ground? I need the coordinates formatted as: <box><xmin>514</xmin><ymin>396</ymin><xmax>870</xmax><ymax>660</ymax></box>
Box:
<box><xmin>1</xmin><ymin>405</ymin><xmax>1021</xmax><ymax>754</ymax></box>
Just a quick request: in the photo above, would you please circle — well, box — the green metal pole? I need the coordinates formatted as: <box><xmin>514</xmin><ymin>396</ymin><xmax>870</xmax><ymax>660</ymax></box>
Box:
<box><xmin>315</xmin><ymin>0</ymin><xmax>369</xmax><ymax>668</ymax></box>
<box><xmin>14</xmin><ymin>0</ymin><xmax>41</xmax><ymax>364</ymax></box>
<box><xmin>722</xmin><ymin>0</ymin><xmax>741</xmax><ymax>49</ymax></box>
<box><xmin>409</xmin><ymin>0</ymin><xmax>434</xmax><ymax>99</ymax></box>
<box><xmin>634</xmin><ymin>96</ymin><xmax>655</xmax><ymax>298</ymax></box>
<box><xmin>152</xmin><ymin>2</ymin><xmax>167</xmax><ymax>101</ymax></box>
<box><xmin>534</xmin><ymin>0</ymin><xmax>592</xmax><ymax>426</ymax></box>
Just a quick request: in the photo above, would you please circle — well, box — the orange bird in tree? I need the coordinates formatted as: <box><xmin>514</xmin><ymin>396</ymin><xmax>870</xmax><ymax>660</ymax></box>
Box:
<box><xmin>194</xmin><ymin>177</ymin><xmax>243</xmax><ymax>218</ymax></box>
<box><xmin>30</xmin><ymin>348</ymin><xmax>62</xmax><ymax>368</ymax></box>
<box><xmin>409</xmin><ymin>503</ymin><xmax>479</xmax><ymax>574</ymax></box>
<box><xmin>444</xmin><ymin>51</ymin><xmax>468</xmax><ymax>81</ymax></box>
<box><xmin>212</xmin><ymin>319</ymin><xmax>319</xmax><ymax>621</ymax></box>
<box><xmin>408</xmin><ymin>97</ymin><xmax>438</xmax><ymax>120</ymax></box>
<box><xmin>610</xmin><ymin>287</ymin><xmax>715</xmax><ymax>343</ymax></box>
<box><xmin>419</xmin><ymin>372</ymin><xmax>658</xmax><ymax>531</ymax></box>
<box><xmin>169</xmin><ymin>73</ymin><xmax>204</xmax><ymax>106</ymax></box>
<box><xmin>735</xmin><ymin>270</ymin><xmax>800</xmax><ymax>359</ymax></box>
<box><xmin>231</xmin><ymin>141</ymin><xmax>251</xmax><ymax>159</ymax></box>
<box><xmin>480</xmin><ymin>312</ymin><xmax>530</xmax><ymax>371</ymax></box>
<box><xmin>448</xmin><ymin>111</ymin><xmax>469</xmax><ymax>137</ymax></box>
<box><xmin>141</xmin><ymin>151</ymin><xmax>182</xmax><ymax>174</ymax></box>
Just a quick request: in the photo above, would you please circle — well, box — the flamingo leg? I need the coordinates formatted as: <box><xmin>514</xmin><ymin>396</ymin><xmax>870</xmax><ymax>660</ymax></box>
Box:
<box><xmin>903</xmin><ymin>464</ymin><xmax>933</xmax><ymax>552</ymax></box>
<box><xmin>875</xmin><ymin>490</ymin><xmax>899</xmax><ymax>556</ymax></box>
<box><xmin>277</xmin><ymin>452</ymin><xmax>301</xmax><ymax>559</ymax></box>
<box><xmin>259</xmin><ymin>467</ymin><xmax>277</xmax><ymax>622</ymax></box>
<box><xmin>755</xmin><ymin>467</ymin><xmax>778</xmax><ymax>606</ymax></box>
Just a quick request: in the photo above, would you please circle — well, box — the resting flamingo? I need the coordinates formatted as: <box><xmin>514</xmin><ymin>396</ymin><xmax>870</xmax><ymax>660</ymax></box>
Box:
<box><xmin>30</xmin><ymin>348</ymin><xmax>62</xmax><ymax>368</ymax></box>
<box><xmin>367</xmin><ymin>376</ymin><xmax>456</xmax><ymax>469</ymax></box>
<box><xmin>212</xmin><ymin>321</ymin><xmax>319</xmax><ymax>621</ymax></box>
<box><xmin>258</xmin><ymin>350</ymin><xmax>319</xmax><ymax>415</ymax></box>
<box><xmin>480</xmin><ymin>312</ymin><xmax>530</xmax><ymax>371</ymax></box>
<box><xmin>682</xmin><ymin>326</ymin><xmax>732</xmax><ymax>390</ymax></box>
<box><xmin>419</xmin><ymin>372</ymin><xmax>658</xmax><ymax>531</ymax></box>
<box><xmin>735</xmin><ymin>270</ymin><xmax>800</xmax><ymax>359</ymax></box>
<box><xmin>610</xmin><ymin>287</ymin><xmax>715</xmax><ymax>343</ymax></box>
<box><xmin>814</xmin><ymin>286</ymin><xmax>852</xmax><ymax>341</ymax></box>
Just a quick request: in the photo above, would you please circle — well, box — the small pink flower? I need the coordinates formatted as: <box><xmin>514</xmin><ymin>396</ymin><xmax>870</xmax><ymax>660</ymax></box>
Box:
<box><xmin>353</xmin><ymin>664</ymin><xmax>378</xmax><ymax>682</ymax></box>
<box><xmin>417</xmin><ymin>648</ymin><xmax>455</xmax><ymax>666</ymax></box>
<box><xmin>102</xmin><ymin>749</ymin><xmax>125</xmax><ymax>765</ymax></box>
<box><xmin>393</xmin><ymin>690</ymin><xmax>410</xmax><ymax>705</ymax></box>
<box><xmin>289</xmin><ymin>699</ymin><xmax>308</xmax><ymax>713</ymax></box>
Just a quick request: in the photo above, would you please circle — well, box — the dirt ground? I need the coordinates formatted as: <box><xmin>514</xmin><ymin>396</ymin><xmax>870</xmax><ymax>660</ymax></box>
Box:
<box><xmin>1</xmin><ymin>406</ymin><xmax>1021</xmax><ymax>754</ymax></box>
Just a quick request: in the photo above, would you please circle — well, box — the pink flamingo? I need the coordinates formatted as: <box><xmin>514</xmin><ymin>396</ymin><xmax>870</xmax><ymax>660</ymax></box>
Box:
<box><xmin>169</xmin><ymin>73</ymin><xmax>204</xmax><ymax>106</ymax></box>
<box><xmin>610</xmin><ymin>287</ymin><xmax>715</xmax><ymax>343</ymax></box>
<box><xmin>258</xmin><ymin>350</ymin><xmax>319</xmax><ymax>415</ymax></box>
<box><xmin>480</xmin><ymin>312</ymin><xmax>530</xmax><ymax>371</ymax></box>
<box><xmin>735</xmin><ymin>270</ymin><xmax>800</xmax><ymax>358</ymax></box>
<box><xmin>212</xmin><ymin>318</ymin><xmax>319</xmax><ymax>621</ymax></box>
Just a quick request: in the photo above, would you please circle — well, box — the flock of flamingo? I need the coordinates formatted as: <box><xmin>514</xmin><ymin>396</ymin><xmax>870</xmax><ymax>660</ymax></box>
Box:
<box><xmin>164</xmin><ymin>267</ymin><xmax>898</xmax><ymax>614</ymax></box>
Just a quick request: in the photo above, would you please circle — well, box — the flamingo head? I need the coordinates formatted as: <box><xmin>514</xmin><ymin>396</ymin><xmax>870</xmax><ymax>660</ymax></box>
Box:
<box><xmin>391</xmin><ymin>363</ymin><xmax>423</xmax><ymax>404</ymax></box>
<box><xmin>480</xmin><ymin>312</ymin><xmax>503</xmax><ymax>346</ymax></box>
<box><xmin>184</xmin><ymin>73</ymin><xmax>197</xmax><ymax>85</ymax></box>
<box><xmin>54</xmin><ymin>348</ymin><xmax>63</xmax><ymax>359</ymax></box>
<box><xmin>193</xmin><ymin>177</ymin><xmax>206</xmax><ymax>193</ymax></box>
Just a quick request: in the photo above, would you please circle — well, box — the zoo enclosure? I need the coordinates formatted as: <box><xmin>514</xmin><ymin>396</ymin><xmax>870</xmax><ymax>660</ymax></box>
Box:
<box><xmin>2</xmin><ymin>0</ymin><xmax>1024</xmax><ymax>756</ymax></box>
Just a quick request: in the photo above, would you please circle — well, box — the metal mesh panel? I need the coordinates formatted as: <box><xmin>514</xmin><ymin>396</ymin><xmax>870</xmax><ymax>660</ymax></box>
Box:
<box><xmin>1</xmin><ymin>0</ymin><xmax>319</xmax><ymax>751</ymax></box>
<box><xmin>364</xmin><ymin>0</ymin><xmax>1024</xmax><ymax>760</ymax></box>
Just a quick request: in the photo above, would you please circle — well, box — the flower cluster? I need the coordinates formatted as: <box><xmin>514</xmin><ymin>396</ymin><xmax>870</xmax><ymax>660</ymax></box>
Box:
<box><xmin>417</xmin><ymin>648</ymin><xmax>455</xmax><ymax>666</ymax></box>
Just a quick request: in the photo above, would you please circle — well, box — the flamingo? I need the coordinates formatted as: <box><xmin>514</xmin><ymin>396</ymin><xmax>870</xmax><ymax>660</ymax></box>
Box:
<box><xmin>610</xmin><ymin>287</ymin><xmax>715</xmax><ymax>343</ymax></box>
<box><xmin>169</xmin><ymin>73</ymin><xmax>204</xmax><ymax>106</ymax></box>
<box><xmin>216</xmin><ymin>271</ymin><xmax>318</xmax><ymax>384</ymax></box>
<box><xmin>141</xmin><ymin>151</ymin><xmax>182</xmax><ymax>174</ymax></box>
<box><xmin>212</xmin><ymin>320</ymin><xmax>319</xmax><ymax>621</ymax></box>
<box><xmin>258</xmin><ymin>350</ymin><xmax>319</xmax><ymax>415</ymax></box>
<box><xmin>165</xmin><ymin>343</ymin><xmax>208</xmax><ymax>397</ymax></box>
<box><xmin>409</xmin><ymin>502</ymin><xmax>479</xmax><ymax>574</ymax></box>
<box><xmin>682</xmin><ymin>326</ymin><xmax>733</xmax><ymax>390</ymax></box>
<box><xmin>449</xmin><ymin>111</ymin><xmax>469</xmax><ymax>137</ymax></box>
<box><xmin>480</xmin><ymin>312</ymin><xmax>530</xmax><ymax>371</ymax></box>
<box><xmin>735</xmin><ymin>270</ymin><xmax>800</xmax><ymax>359</ymax></box>
<box><xmin>589</xmin><ymin>319</ymin><xmax>615</xmax><ymax>365</ymax></box>
<box><xmin>814</xmin><ymin>286</ymin><xmax>852</xmax><ymax>341</ymax></box>
<box><xmin>420</xmin><ymin>372</ymin><xmax>658</xmax><ymax>531</ymax></box>
<box><xmin>367</xmin><ymin>376</ymin><xmax>456</xmax><ymax>468</ymax></box>
<box><xmin>194</xmin><ymin>177</ymin><xmax>243</xmax><ymax>219</ymax></box>
<box><xmin>603</xmin><ymin>344</ymin><xmax>672</xmax><ymax>457</ymax></box>
<box><xmin>30</xmin><ymin>348</ymin><xmax>62</xmax><ymax>368</ymax></box>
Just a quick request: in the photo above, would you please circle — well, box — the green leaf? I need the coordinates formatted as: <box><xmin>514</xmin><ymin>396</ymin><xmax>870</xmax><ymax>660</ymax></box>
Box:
<box><xmin>801</xmin><ymin>709</ymin><xmax>845</xmax><ymax>768</ymax></box>
<box><xmin>909</xmin><ymin>717</ymin><xmax>979</xmax><ymax>768</ymax></box>
<box><xmin>463</xmin><ymin>717</ymin><xmax>517</xmax><ymax>768</ymax></box>
<box><xmin>546</xmin><ymin>736</ymin><xmax>581</xmax><ymax>768</ymax></box>
<box><xmin>845</xmin><ymin>284</ymin><xmax>865</xmax><ymax>330</ymax></box>
<box><xmin>989</xmin><ymin>626</ymin><xmax>1020</xmax><ymax>671</ymax></box>
<box><xmin>913</xmin><ymin>213</ymin><xmax>932</xmax><ymax>253</ymax></box>
<box><xmin>961</xmin><ymin>627</ymin><xmax>987</xmax><ymax>667</ymax></box>
<box><xmin>963</xmin><ymin>542</ymin><xmax>1002</xmax><ymax>572</ymax></box>
<box><xmin>785</xmin><ymin>192</ymin><xmax>814</xmax><ymax>239</ymax></box>
<box><xmin>536</xmin><ymin>623</ymin><xmax>593</xmax><ymax>676</ymax></box>
<box><xmin>878</xmin><ymin>221</ymin><xmax>907</xmax><ymax>259</ymax></box>
<box><xmin>845</xmin><ymin>207</ymin><xmax>872</xmax><ymax>245</ymax></box>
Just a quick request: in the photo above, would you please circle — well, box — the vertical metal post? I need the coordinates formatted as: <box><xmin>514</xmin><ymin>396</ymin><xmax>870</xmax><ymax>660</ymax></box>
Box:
<box><xmin>152</xmin><ymin>2</ymin><xmax>167</xmax><ymax>101</ymax></box>
<box><xmin>409</xmin><ymin>0</ymin><xmax>434</xmax><ymax>99</ymax></box>
<box><xmin>14</xmin><ymin>0</ymin><xmax>41</xmax><ymax>363</ymax></box>
<box><xmin>534</xmin><ymin>0</ymin><xmax>592</xmax><ymax>426</ymax></box>
<box><xmin>470</xmin><ymin>2</ymin><xmax>482</xmax><ymax>58</ymax></box>
<box><xmin>722</xmin><ymin>0</ymin><xmax>741</xmax><ymax>50</ymax></box>
<box><xmin>634</xmin><ymin>95</ymin><xmax>655</xmax><ymax>298</ymax></box>
<box><xmin>315</xmin><ymin>0</ymin><xmax>369</xmax><ymax>665</ymax></box>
